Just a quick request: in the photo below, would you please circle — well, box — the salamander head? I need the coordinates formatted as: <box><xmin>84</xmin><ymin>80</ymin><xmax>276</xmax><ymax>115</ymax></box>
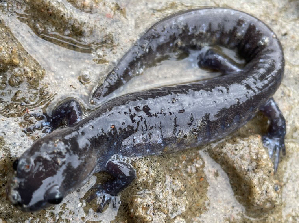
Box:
<box><xmin>7</xmin><ymin>132</ymin><xmax>97</xmax><ymax>212</ymax></box>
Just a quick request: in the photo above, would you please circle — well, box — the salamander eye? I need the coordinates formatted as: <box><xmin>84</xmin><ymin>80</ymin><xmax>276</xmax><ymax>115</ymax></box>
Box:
<box><xmin>13</xmin><ymin>159</ymin><xmax>19</xmax><ymax>171</ymax></box>
<box><xmin>45</xmin><ymin>185</ymin><xmax>63</xmax><ymax>205</ymax></box>
<box><xmin>47</xmin><ymin>196</ymin><xmax>63</xmax><ymax>204</ymax></box>
<box><xmin>17</xmin><ymin>158</ymin><xmax>33</xmax><ymax>173</ymax></box>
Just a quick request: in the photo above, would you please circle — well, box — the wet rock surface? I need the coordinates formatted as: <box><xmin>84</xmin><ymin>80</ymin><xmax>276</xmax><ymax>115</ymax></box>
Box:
<box><xmin>126</xmin><ymin>151</ymin><xmax>208</xmax><ymax>222</ymax></box>
<box><xmin>0</xmin><ymin>17</ymin><xmax>48</xmax><ymax>117</ymax></box>
<box><xmin>0</xmin><ymin>0</ymin><xmax>298</xmax><ymax>222</ymax></box>
<box><xmin>208</xmin><ymin>135</ymin><xmax>281</xmax><ymax>217</ymax></box>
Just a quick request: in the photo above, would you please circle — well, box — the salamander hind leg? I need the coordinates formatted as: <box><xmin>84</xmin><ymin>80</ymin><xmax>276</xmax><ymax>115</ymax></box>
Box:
<box><xmin>198</xmin><ymin>47</ymin><xmax>243</xmax><ymax>75</ymax></box>
<box><xmin>260</xmin><ymin>98</ymin><xmax>286</xmax><ymax>172</ymax></box>
<box><xmin>88</xmin><ymin>160</ymin><xmax>136</xmax><ymax>212</ymax></box>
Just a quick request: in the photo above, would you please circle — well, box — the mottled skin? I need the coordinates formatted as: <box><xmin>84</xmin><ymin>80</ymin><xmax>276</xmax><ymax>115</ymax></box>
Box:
<box><xmin>8</xmin><ymin>8</ymin><xmax>286</xmax><ymax>212</ymax></box>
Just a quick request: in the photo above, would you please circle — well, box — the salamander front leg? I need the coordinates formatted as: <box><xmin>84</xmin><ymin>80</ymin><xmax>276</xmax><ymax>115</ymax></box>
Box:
<box><xmin>49</xmin><ymin>99</ymin><xmax>83</xmax><ymax>129</ymax></box>
<box><xmin>89</xmin><ymin>160</ymin><xmax>136</xmax><ymax>212</ymax></box>
<box><xmin>260</xmin><ymin>98</ymin><xmax>286</xmax><ymax>172</ymax></box>
<box><xmin>25</xmin><ymin>99</ymin><xmax>83</xmax><ymax>133</ymax></box>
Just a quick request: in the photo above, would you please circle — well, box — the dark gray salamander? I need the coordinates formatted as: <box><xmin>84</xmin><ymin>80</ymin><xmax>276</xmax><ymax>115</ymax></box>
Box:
<box><xmin>8</xmin><ymin>8</ymin><xmax>286</xmax><ymax>212</ymax></box>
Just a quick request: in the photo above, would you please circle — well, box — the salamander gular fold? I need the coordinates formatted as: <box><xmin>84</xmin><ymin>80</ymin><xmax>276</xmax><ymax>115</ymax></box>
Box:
<box><xmin>8</xmin><ymin>8</ymin><xmax>286</xmax><ymax>212</ymax></box>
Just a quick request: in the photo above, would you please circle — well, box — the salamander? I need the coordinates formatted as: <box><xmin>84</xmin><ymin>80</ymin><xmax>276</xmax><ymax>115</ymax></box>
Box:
<box><xmin>7</xmin><ymin>8</ymin><xmax>286</xmax><ymax>212</ymax></box>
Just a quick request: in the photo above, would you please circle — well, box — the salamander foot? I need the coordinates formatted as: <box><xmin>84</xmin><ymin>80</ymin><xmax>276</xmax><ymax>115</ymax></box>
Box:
<box><xmin>262</xmin><ymin>135</ymin><xmax>285</xmax><ymax>172</ymax></box>
<box><xmin>23</xmin><ymin>98</ymin><xmax>83</xmax><ymax>134</ymax></box>
<box><xmin>260</xmin><ymin>98</ymin><xmax>286</xmax><ymax>172</ymax></box>
<box><xmin>88</xmin><ymin>160</ymin><xmax>136</xmax><ymax>212</ymax></box>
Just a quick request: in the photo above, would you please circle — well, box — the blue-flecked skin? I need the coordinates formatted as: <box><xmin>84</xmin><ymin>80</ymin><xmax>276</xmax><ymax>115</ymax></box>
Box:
<box><xmin>8</xmin><ymin>8</ymin><xmax>284</xmax><ymax>212</ymax></box>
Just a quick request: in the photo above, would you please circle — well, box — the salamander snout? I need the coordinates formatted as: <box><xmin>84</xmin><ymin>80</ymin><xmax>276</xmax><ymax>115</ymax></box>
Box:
<box><xmin>7</xmin><ymin>175</ymin><xmax>63</xmax><ymax>211</ymax></box>
<box><xmin>7</xmin><ymin>154</ymin><xmax>65</xmax><ymax>211</ymax></box>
